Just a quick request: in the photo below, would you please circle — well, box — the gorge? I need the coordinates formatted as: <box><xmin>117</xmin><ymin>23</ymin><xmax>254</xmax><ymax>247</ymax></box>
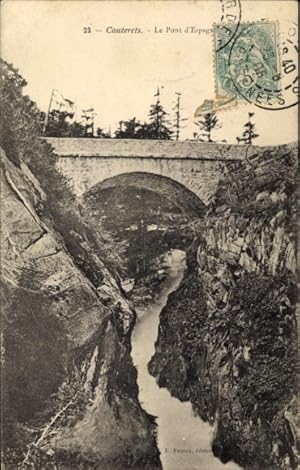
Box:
<box><xmin>1</xmin><ymin>136</ymin><xmax>298</xmax><ymax>469</ymax></box>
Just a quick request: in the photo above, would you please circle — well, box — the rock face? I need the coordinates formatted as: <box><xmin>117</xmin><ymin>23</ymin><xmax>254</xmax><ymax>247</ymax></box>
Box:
<box><xmin>1</xmin><ymin>147</ymin><xmax>161</xmax><ymax>469</ymax></box>
<box><xmin>149</xmin><ymin>143</ymin><xmax>298</xmax><ymax>469</ymax></box>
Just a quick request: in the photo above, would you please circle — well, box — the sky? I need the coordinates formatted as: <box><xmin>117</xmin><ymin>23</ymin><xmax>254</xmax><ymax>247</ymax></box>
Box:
<box><xmin>1</xmin><ymin>0</ymin><xmax>298</xmax><ymax>144</ymax></box>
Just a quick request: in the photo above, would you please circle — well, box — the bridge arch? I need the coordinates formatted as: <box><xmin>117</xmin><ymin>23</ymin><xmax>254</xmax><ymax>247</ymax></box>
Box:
<box><xmin>82</xmin><ymin>171</ymin><xmax>206</xmax><ymax>218</ymax></box>
<box><xmin>82</xmin><ymin>171</ymin><xmax>206</xmax><ymax>279</ymax></box>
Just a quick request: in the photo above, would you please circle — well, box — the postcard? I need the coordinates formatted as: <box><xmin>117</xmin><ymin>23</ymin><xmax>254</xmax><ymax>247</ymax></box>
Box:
<box><xmin>1</xmin><ymin>1</ymin><xmax>298</xmax><ymax>469</ymax></box>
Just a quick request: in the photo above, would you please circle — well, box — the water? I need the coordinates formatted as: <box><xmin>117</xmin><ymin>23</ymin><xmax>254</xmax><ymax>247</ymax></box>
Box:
<box><xmin>131</xmin><ymin>249</ymin><xmax>240</xmax><ymax>470</ymax></box>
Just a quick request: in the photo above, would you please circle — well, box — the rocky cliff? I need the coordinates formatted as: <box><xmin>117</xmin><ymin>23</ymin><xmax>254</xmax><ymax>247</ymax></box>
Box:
<box><xmin>149</xmin><ymin>143</ymin><xmax>299</xmax><ymax>469</ymax></box>
<box><xmin>1</xmin><ymin>147</ymin><xmax>160</xmax><ymax>469</ymax></box>
<box><xmin>1</xmin><ymin>60</ymin><xmax>162</xmax><ymax>469</ymax></box>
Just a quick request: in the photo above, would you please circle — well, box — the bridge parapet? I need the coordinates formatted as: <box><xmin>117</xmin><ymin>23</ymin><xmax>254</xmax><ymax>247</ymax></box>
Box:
<box><xmin>46</xmin><ymin>138</ymin><xmax>250</xmax><ymax>161</ymax></box>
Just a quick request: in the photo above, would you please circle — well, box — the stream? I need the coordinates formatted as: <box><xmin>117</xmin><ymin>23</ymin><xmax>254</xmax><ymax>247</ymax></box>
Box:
<box><xmin>131</xmin><ymin>249</ymin><xmax>240</xmax><ymax>470</ymax></box>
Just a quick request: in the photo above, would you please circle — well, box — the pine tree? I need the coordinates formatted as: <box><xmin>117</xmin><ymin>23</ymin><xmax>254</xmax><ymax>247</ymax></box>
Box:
<box><xmin>114</xmin><ymin>117</ymin><xmax>141</xmax><ymax>138</ymax></box>
<box><xmin>45</xmin><ymin>110</ymin><xmax>74</xmax><ymax>137</ymax></box>
<box><xmin>194</xmin><ymin>112</ymin><xmax>221</xmax><ymax>143</ymax></box>
<box><xmin>113</xmin><ymin>88</ymin><xmax>172</xmax><ymax>140</ymax></box>
<box><xmin>81</xmin><ymin>109</ymin><xmax>96</xmax><ymax>137</ymax></box>
<box><xmin>147</xmin><ymin>88</ymin><xmax>172</xmax><ymax>140</ymax></box>
<box><xmin>70</xmin><ymin>121</ymin><xmax>86</xmax><ymax>137</ymax></box>
<box><xmin>96</xmin><ymin>127</ymin><xmax>110</xmax><ymax>138</ymax></box>
<box><xmin>237</xmin><ymin>113</ymin><xmax>259</xmax><ymax>145</ymax></box>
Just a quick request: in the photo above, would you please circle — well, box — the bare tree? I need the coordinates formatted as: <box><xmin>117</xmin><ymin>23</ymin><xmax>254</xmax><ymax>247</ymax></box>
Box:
<box><xmin>172</xmin><ymin>92</ymin><xmax>187</xmax><ymax>141</ymax></box>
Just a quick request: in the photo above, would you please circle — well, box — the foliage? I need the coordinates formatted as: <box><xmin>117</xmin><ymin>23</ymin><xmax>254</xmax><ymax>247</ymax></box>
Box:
<box><xmin>230</xmin><ymin>274</ymin><xmax>297</xmax><ymax>407</ymax></box>
<box><xmin>44</xmin><ymin>109</ymin><xmax>76</xmax><ymax>137</ymax></box>
<box><xmin>194</xmin><ymin>111</ymin><xmax>222</xmax><ymax>142</ymax></box>
<box><xmin>114</xmin><ymin>117</ymin><xmax>142</xmax><ymax>138</ymax></box>
<box><xmin>236</xmin><ymin>112</ymin><xmax>259</xmax><ymax>145</ymax></box>
<box><xmin>146</xmin><ymin>99</ymin><xmax>172</xmax><ymax>140</ymax></box>
<box><xmin>0</xmin><ymin>60</ymin><xmax>46</xmax><ymax>166</ymax></box>
<box><xmin>2</xmin><ymin>283</ymin><xmax>68</xmax><ymax>446</ymax></box>
<box><xmin>83</xmin><ymin>185</ymin><xmax>193</xmax><ymax>279</ymax></box>
<box><xmin>150</xmin><ymin>141</ymin><xmax>297</xmax><ymax>468</ymax></box>
<box><xmin>114</xmin><ymin>94</ymin><xmax>172</xmax><ymax>140</ymax></box>
<box><xmin>210</xmin><ymin>146</ymin><xmax>297</xmax><ymax>222</ymax></box>
<box><xmin>96</xmin><ymin>126</ymin><xmax>111</xmax><ymax>138</ymax></box>
<box><xmin>0</xmin><ymin>59</ymin><xmax>110</xmax><ymax>287</ymax></box>
<box><xmin>149</xmin><ymin>257</ymin><xmax>297</xmax><ymax>467</ymax></box>
<box><xmin>43</xmin><ymin>108</ymin><xmax>110</xmax><ymax>138</ymax></box>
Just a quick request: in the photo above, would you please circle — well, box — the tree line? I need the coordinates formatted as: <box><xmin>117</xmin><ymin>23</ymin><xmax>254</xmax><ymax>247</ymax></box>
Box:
<box><xmin>41</xmin><ymin>85</ymin><xmax>260</xmax><ymax>144</ymax></box>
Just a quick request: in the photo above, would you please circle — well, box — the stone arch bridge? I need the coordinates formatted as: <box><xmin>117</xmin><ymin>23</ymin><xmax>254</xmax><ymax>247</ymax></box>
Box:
<box><xmin>47</xmin><ymin>138</ymin><xmax>246</xmax><ymax>205</ymax></box>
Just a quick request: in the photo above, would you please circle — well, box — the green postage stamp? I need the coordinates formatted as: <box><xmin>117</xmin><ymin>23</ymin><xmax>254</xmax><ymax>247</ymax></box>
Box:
<box><xmin>214</xmin><ymin>22</ymin><xmax>280</xmax><ymax>105</ymax></box>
